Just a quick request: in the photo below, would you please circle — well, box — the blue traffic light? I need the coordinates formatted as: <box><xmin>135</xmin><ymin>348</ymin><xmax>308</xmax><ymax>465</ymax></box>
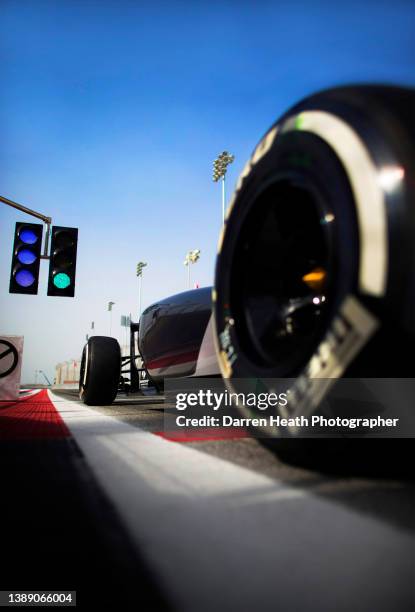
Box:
<box><xmin>10</xmin><ymin>222</ymin><xmax>43</xmax><ymax>295</ymax></box>
<box><xmin>15</xmin><ymin>269</ymin><xmax>35</xmax><ymax>287</ymax></box>
<box><xmin>20</xmin><ymin>228</ymin><xmax>39</xmax><ymax>244</ymax></box>
<box><xmin>17</xmin><ymin>248</ymin><xmax>37</xmax><ymax>265</ymax></box>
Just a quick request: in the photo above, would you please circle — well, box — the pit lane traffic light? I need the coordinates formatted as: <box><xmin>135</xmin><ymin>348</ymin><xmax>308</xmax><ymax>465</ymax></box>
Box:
<box><xmin>9</xmin><ymin>222</ymin><xmax>43</xmax><ymax>295</ymax></box>
<box><xmin>47</xmin><ymin>226</ymin><xmax>78</xmax><ymax>297</ymax></box>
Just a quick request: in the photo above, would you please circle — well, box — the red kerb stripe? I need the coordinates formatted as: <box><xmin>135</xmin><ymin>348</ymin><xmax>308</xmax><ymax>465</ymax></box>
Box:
<box><xmin>0</xmin><ymin>389</ymin><xmax>70</xmax><ymax>440</ymax></box>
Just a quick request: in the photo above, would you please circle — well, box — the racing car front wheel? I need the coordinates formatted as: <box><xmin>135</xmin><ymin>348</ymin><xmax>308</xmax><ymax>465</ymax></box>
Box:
<box><xmin>213</xmin><ymin>84</ymin><xmax>415</xmax><ymax>438</ymax></box>
<box><xmin>79</xmin><ymin>336</ymin><xmax>121</xmax><ymax>405</ymax></box>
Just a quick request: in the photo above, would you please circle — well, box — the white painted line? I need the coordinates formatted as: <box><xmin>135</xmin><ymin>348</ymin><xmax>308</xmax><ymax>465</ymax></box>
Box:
<box><xmin>48</xmin><ymin>391</ymin><xmax>414</xmax><ymax>612</ymax></box>
<box><xmin>2</xmin><ymin>388</ymin><xmax>42</xmax><ymax>401</ymax></box>
<box><xmin>22</xmin><ymin>389</ymin><xmax>42</xmax><ymax>398</ymax></box>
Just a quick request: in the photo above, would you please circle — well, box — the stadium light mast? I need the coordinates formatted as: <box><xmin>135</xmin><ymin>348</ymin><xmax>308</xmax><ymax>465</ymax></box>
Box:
<box><xmin>136</xmin><ymin>261</ymin><xmax>147</xmax><ymax>316</ymax></box>
<box><xmin>184</xmin><ymin>249</ymin><xmax>200</xmax><ymax>289</ymax></box>
<box><xmin>108</xmin><ymin>301</ymin><xmax>115</xmax><ymax>336</ymax></box>
<box><xmin>212</xmin><ymin>151</ymin><xmax>235</xmax><ymax>225</ymax></box>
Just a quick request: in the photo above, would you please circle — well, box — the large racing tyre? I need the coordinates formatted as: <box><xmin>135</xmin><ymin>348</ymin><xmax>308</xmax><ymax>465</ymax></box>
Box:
<box><xmin>79</xmin><ymin>336</ymin><xmax>121</xmax><ymax>405</ymax></box>
<box><xmin>213</xmin><ymin>84</ymin><xmax>415</xmax><ymax>455</ymax></box>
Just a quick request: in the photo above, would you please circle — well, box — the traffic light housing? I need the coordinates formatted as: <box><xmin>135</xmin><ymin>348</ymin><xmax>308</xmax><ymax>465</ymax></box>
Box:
<box><xmin>9</xmin><ymin>222</ymin><xmax>43</xmax><ymax>294</ymax></box>
<box><xmin>47</xmin><ymin>226</ymin><xmax>78</xmax><ymax>297</ymax></box>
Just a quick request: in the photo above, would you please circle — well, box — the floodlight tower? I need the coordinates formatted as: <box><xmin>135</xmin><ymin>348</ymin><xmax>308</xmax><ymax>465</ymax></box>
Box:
<box><xmin>107</xmin><ymin>301</ymin><xmax>115</xmax><ymax>335</ymax></box>
<box><xmin>136</xmin><ymin>261</ymin><xmax>147</xmax><ymax>316</ymax></box>
<box><xmin>184</xmin><ymin>249</ymin><xmax>201</xmax><ymax>289</ymax></box>
<box><xmin>213</xmin><ymin>151</ymin><xmax>235</xmax><ymax>225</ymax></box>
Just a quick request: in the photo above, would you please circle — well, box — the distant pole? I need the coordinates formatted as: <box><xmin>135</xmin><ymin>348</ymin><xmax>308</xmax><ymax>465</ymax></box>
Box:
<box><xmin>222</xmin><ymin>176</ymin><xmax>226</xmax><ymax>225</ymax></box>
<box><xmin>213</xmin><ymin>151</ymin><xmax>235</xmax><ymax>225</ymax></box>
<box><xmin>121</xmin><ymin>314</ymin><xmax>131</xmax><ymax>352</ymax></box>
<box><xmin>129</xmin><ymin>312</ymin><xmax>132</xmax><ymax>356</ymax></box>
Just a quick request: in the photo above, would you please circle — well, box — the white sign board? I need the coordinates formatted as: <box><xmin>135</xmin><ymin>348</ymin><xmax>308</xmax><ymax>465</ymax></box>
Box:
<box><xmin>0</xmin><ymin>336</ymin><xmax>24</xmax><ymax>401</ymax></box>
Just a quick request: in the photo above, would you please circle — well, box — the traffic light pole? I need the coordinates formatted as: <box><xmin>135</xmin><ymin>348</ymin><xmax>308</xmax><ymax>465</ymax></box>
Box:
<box><xmin>0</xmin><ymin>194</ymin><xmax>52</xmax><ymax>259</ymax></box>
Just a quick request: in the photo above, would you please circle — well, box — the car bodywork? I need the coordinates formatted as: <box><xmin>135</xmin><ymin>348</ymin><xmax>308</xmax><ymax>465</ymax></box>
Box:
<box><xmin>138</xmin><ymin>286</ymin><xmax>219</xmax><ymax>383</ymax></box>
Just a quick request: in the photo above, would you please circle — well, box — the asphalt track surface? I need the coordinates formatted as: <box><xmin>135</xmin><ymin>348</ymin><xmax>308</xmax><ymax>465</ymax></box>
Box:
<box><xmin>1</xmin><ymin>387</ymin><xmax>414</xmax><ymax>611</ymax></box>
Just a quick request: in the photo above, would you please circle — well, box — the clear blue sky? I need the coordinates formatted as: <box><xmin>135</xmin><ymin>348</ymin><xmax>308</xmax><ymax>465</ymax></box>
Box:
<box><xmin>1</xmin><ymin>0</ymin><xmax>415</xmax><ymax>383</ymax></box>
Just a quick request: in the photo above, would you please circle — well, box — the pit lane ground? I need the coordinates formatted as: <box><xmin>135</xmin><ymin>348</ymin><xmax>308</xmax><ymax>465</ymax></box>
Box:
<box><xmin>1</xmin><ymin>387</ymin><xmax>414</xmax><ymax>611</ymax></box>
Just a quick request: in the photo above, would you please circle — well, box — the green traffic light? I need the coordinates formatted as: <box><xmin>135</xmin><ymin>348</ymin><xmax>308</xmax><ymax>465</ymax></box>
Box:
<box><xmin>53</xmin><ymin>272</ymin><xmax>71</xmax><ymax>289</ymax></box>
